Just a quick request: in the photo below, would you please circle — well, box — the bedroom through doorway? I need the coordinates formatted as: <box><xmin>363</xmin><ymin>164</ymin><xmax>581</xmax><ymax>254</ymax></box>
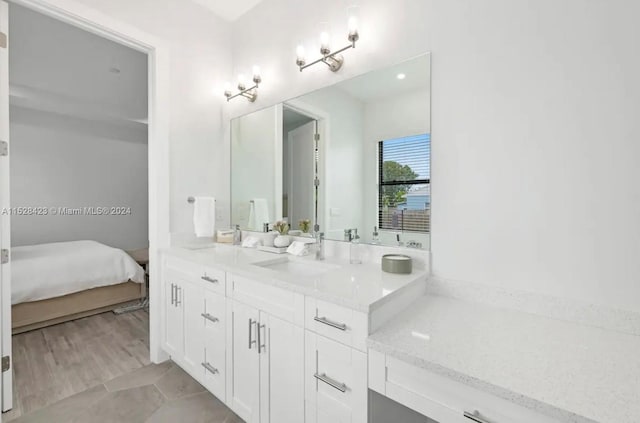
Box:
<box><xmin>3</xmin><ymin>3</ymin><xmax>151</xmax><ymax>420</ymax></box>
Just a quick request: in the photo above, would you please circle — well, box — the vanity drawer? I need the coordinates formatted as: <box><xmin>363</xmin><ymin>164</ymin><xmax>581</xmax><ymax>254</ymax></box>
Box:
<box><xmin>305</xmin><ymin>298</ymin><xmax>368</xmax><ymax>352</ymax></box>
<box><xmin>229</xmin><ymin>273</ymin><xmax>305</xmax><ymax>325</ymax></box>
<box><xmin>164</xmin><ymin>256</ymin><xmax>226</xmax><ymax>295</ymax></box>
<box><xmin>305</xmin><ymin>332</ymin><xmax>367</xmax><ymax>423</ymax></box>
<box><xmin>203</xmin><ymin>291</ymin><xmax>225</xmax><ymax>339</ymax></box>
<box><xmin>369</xmin><ymin>350</ymin><xmax>562</xmax><ymax>423</ymax></box>
<box><xmin>200</xmin><ymin>265</ymin><xmax>226</xmax><ymax>295</ymax></box>
<box><xmin>202</xmin><ymin>290</ymin><xmax>226</xmax><ymax>401</ymax></box>
<box><xmin>203</xmin><ymin>336</ymin><xmax>226</xmax><ymax>402</ymax></box>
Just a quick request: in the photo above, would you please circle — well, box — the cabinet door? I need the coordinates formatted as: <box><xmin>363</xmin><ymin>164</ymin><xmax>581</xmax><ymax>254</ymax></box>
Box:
<box><xmin>182</xmin><ymin>280</ymin><xmax>205</xmax><ymax>381</ymax></box>
<box><xmin>305</xmin><ymin>332</ymin><xmax>367</xmax><ymax>423</ymax></box>
<box><xmin>164</xmin><ymin>273</ymin><xmax>184</xmax><ymax>358</ymax></box>
<box><xmin>259</xmin><ymin>312</ymin><xmax>304</xmax><ymax>423</ymax></box>
<box><xmin>230</xmin><ymin>300</ymin><xmax>260</xmax><ymax>423</ymax></box>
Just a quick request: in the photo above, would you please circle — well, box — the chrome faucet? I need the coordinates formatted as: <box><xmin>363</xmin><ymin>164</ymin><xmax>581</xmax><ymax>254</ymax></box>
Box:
<box><xmin>344</xmin><ymin>228</ymin><xmax>358</xmax><ymax>242</ymax></box>
<box><xmin>315</xmin><ymin>232</ymin><xmax>325</xmax><ymax>260</ymax></box>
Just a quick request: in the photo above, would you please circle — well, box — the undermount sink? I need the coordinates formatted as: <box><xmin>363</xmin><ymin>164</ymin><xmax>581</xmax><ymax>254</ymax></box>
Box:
<box><xmin>253</xmin><ymin>257</ymin><xmax>340</xmax><ymax>278</ymax></box>
<box><xmin>181</xmin><ymin>243</ymin><xmax>216</xmax><ymax>251</ymax></box>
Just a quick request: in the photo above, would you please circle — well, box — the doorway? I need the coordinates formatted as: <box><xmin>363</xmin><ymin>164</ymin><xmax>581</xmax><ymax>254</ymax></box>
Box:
<box><xmin>0</xmin><ymin>0</ymin><xmax>170</xmax><ymax>418</ymax></box>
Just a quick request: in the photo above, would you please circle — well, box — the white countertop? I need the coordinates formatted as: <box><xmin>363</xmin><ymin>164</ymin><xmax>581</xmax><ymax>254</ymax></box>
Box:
<box><xmin>163</xmin><ymin>244</ymin><xmax>427</xmax><ymax>312</ymax></box>
<box><xmin>367</xmin><ymin>295</ymin><xmax>640</xmax><ymax>423</ymax></box>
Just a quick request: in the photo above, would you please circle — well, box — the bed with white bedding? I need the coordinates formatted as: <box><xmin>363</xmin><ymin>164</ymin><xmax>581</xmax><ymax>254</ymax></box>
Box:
<box><xmin>11</xmin><ymin>240</ymin><xmax>145</xmax><ymax>333</ymax></box>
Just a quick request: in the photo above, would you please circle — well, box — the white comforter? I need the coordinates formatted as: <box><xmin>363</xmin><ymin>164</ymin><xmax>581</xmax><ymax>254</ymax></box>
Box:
<box><xmin>12</xmin><ymin>240</ymin><xmax>145</xmax><ymax>305</ymax></box>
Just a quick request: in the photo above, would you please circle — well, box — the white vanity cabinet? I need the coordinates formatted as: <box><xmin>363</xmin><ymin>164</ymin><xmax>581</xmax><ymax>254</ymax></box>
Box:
<box><xmin>228</xmin><ymin>274</ymin><xmax>305</xmax><ymax>423</ymax></box>
<box><xmin>368</xmin><ymin>350</ymin><xmax>563</xmax><ymax>423</ymax></box>
<box><xmin>162</xmin><ymin>256</ymin><xmax>227</xmax><ymax>400</ymax></box>
<box><xmin>161</xmin><ymin>250</ymin><xmax>430</xmax><ymax>423</ymax></box>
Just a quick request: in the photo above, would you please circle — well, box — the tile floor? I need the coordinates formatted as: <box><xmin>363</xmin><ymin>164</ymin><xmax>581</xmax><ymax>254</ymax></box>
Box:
<box><xmin>8</xmin><ymin>361</ymin><xmax>242</xmax><ymax>423</ymax></box>
<box><xmin>3</xmin><ymin>310</ymin><xmax>242</xmax><ymax>422</ymax></box>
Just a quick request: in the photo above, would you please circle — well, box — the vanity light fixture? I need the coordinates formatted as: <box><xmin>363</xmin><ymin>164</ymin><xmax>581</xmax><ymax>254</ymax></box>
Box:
<box><xmin>295</xmin><ymin>16</ymin><xmax>359</xmax><ymax>72</ymax></box>
<box><xmin>224</xmin><ymin>66</ymin><xmax>262</xmax><ymax>102</ymax></box>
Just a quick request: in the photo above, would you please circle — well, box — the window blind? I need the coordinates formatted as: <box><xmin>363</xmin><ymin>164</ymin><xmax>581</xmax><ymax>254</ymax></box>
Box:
<box><xmin>378</xmin><ymin>133</ymin><xmax>430</xmax><ymax>233</ymax></box>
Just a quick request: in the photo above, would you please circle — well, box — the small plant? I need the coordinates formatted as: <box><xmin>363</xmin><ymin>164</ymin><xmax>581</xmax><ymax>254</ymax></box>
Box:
<box><xmin>273</xmin><ymin>221</ymin><xmax>290</xmax><ymax>235</ymax></box>
<box><xmin>299</xmin><ymin>219</ymin><xmax>311</xmax><ymax>233</ymax></box>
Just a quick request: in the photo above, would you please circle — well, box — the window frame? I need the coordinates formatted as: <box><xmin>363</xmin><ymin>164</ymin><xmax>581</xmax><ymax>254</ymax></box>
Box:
<box><xmin>377</xmin><ymin>135</ymin><xmax>431</xmax><ymax>233</ymax></box>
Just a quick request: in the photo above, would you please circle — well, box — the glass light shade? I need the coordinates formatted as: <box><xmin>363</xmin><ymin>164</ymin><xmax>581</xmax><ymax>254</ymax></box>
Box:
<box><xmin>296</xmin><ymin>45</ymin><xmax>306</xmax><ymax>60</ymax></box>
<box><xmin>320</xmin><ymin>32</ymin><xmax>330</xmax><ymax>50</ymax></box>
<box><xmin>252</xmin><ymin>65</ymin><xmax>261</xmax><ymax>79</ymax></box>
<box><xmin>348</xmin><ymin>16</ymin><xmax>358</xmax><ymax>35</ymax></box>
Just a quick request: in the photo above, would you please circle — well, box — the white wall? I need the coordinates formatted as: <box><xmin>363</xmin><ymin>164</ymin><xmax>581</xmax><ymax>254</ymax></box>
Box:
<box><xmin>9</xmin><ymin>3</ymin><xmax>149</xmax><ymax>250</ymax></box>
<box><xmin>363</xmin><ymin>88</ymin><xmax>430</xmax><ymax>247</ymax></box>
<box><xmin>229</xmin><ymin>0</ymin><xmax>640</xmax><ymax>313</ymax></box>
<box><xmin>10</xmin><ymin>107</ymin><xmax>148</xmax><ymax>250</ymax></box>
<box><xmin>70</xmin><ymin>0</ymin><xmax>233</xmax><ymax>236</ymax></box>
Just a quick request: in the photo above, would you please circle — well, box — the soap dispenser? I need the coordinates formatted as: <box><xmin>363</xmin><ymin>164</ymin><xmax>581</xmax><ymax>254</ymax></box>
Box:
<box><xmin>371</xmin><ymin>226</ymin><xmax>380</xmax><ymax>245</ymax></box>
<box><xmin>233</xmin><ymin>224</ymin><xmax>242</xmax><ymax>245</ymax></box>
<box><xmin>350</xmin><ymin>229</ymin><xmax>363</xmax><ymax>264</ymax></box>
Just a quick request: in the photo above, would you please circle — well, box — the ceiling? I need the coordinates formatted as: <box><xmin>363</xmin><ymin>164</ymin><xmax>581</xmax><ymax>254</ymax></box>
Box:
<box><xmin>190</xmin><ymin>0</ymin><xmax>264</xmax><ymax>21</ymax></box>
<box><xmin>9</xmin><ymin>3</ymin><xmax>148</xmax><ymax>134</ymax></box>
<box><xmin>337</xmin><ymin>54</ymin><xmax>431</xmax><ymax>102</ymax></box>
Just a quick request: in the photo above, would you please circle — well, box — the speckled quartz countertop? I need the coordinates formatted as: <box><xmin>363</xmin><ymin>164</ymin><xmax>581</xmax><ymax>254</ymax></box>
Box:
<box><xmin>162</xmin><ymin>244</ymin><xmax>427</xmax><ymax>312</ymax></box>
<box><xmin>367</xmin><ymin>295</ymin><xmax>640</xmax><ymax>423</ymax></box>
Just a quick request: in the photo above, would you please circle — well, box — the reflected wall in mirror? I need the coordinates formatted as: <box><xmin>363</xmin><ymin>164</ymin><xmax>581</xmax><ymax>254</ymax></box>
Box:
<box><xmin>231</xmin><ymin>53</ymin><xmax>431</xmax><ymax>249</ymax></box>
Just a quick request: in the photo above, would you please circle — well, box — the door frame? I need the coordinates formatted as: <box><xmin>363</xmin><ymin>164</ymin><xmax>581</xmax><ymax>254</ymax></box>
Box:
<box><xmin>1</xmin><ymin>0</ymin><xmax>171</xmax><ymax>413</ymax></box>
<box><xmin>282</xmin><ymin>99</ymin><xmax>329</xmax><ymax>235</ymax></box>
<box><xmin>0</xmin><ymin>0</ymin><xmax>10</xmax><ymax>415</ymax></box>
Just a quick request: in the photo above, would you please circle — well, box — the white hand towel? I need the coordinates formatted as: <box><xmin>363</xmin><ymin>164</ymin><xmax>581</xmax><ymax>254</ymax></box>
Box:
<box><xmin>193</xmin><ymin>196</ymin><xmax>216</xmax><ymax>237</ymax></box>
<box><xmin>247</xmin><ymin>199</ymin><xmax>270</xmax><ymax>230</ymax></box>
<box><xmin>242</xmin><ymin>236</ymin><xmax>262</xmax><ymax>248</ymax></box>
<box><xmin>287</xmin><ymin>241</ymin><xmax>311</xmax><ymax>256</ymax></box>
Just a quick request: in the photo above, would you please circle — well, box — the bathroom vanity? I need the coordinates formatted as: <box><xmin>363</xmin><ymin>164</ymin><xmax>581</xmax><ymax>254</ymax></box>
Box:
<box><xmin>161</xmin><ymin>243</ymin><xmax>428</xmax><ymax>423</ymax></box>
<box><xmin>161</xmin><ymin>242</ymin><xmax>640</xmax><ymax>423</ymax></box>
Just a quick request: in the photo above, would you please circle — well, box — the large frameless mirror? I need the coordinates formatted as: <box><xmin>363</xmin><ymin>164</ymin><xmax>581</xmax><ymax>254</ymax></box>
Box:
<box><xmin>231</xmin><ymin>53</ymin><xmax>431</xmax><ymax>250</ymax></box>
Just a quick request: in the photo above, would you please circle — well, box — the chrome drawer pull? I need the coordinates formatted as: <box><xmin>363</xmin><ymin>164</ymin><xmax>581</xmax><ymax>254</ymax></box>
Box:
<box><xmin>314</xmin><ymin>372</ymin><xmax>347</xmax><ymax>393</ymax></box>
<box><xmin>314</xmin><ymin>316</ymin><xmax>347</xmax><ymax>331</ymax></box>
<box><xmin>463</xmin><ymin>411</ymin><xmax>491</xmax><ymax>423</ymax></box>
<box><xmin>201</xmin><ymin>362</ymin><xmax>219</xmax><ymax>374</ymax></box>
<box><xmin>170</xmin><ymin>283</ymin><xmax>175</xmax><ymax>305</ymax></box>
<box><xmin>175</xmin><ymin>286</ymin><xmax>182</xmax><ymax>306</ymax></box>
<box><xmin>201</xmin><ymin>275</ymin><xmax>219</xmax><ymax>283</ymax></box>
<box><xmin>201</xmin><ymin>313</ymin><xmax>219</xmax><ymax>323</ymax></box>
<box><xmin>257</xmin><ymin>323</ymin><xmax>266</xmax><ymax>354</ymax></box>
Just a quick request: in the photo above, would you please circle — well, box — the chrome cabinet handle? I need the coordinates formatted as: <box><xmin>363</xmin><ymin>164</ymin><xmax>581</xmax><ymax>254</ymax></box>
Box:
<box><xmin>175</xmin><ymin>286</ymin><xmax>182</xmax><ymax>306</ymax></box>
<box><xmin>201</xmin><ymin>313</ymin><xmax>219</xmax><ymax>323</ymax></box>
<box><xmin>464</xmin><ymin>411</ymin><xmax>491</xmax><ymax>423</ymax></box>
<box><xmin>314</xmin><ymin>372</ymin><xmax>347</xmax><ymax>393</ymax></box>
<box><xmin>257</xmin><ymin>323</ymin><xmax>266</xmax><ymax>354</ymax></box>
<box><xmin>201</xmin><ymin>362</ymin><xmax>219</xmax><ymax>374</ymax></box>
<box><xmin>201</xmin><ymin>275</ymin><xmax>218</xmax><ymax>284</ymax></box>
<box><xmin>314</xmin><ymin>316</ymin><xmax>347</xmax><ymax>331</ymax></box>
<box><xmin>248</xmin><ymin>318</ymin><xmax>257</xmax><ymax>349</ymax></box>
<box><xmin>170</xmin><ymin>283</ymin><xmax>175</xmax><ymax>305</ymax></box>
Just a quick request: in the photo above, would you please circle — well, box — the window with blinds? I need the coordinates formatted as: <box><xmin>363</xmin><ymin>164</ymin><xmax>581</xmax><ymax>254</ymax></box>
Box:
<box><xmin>378</xmin><ymin>133</ymin><xmax>430</xmax><ymax>233</ymax></box>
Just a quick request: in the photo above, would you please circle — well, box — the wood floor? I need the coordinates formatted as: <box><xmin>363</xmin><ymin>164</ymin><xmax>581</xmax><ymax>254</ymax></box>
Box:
<box><xmin>3</xmin><ymin>310</ymin><xmax>151</xmax><ymax>421</ymax></box>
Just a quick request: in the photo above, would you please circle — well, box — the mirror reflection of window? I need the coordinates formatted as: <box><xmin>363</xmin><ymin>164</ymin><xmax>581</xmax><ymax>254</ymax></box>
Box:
<box><xmin>378</xmin><ymin>133</ymin><xmax>431</xmax><ymax>233</ymax></box>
